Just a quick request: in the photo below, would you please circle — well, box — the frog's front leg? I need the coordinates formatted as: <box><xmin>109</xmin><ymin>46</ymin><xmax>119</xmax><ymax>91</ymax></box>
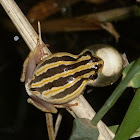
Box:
<box><xmin>28</xmin><ymin>95</ymin><xmax>77</xmax><ymax>113</ymax></box>
<box><xmin>20</xmin><ymin>42</ymin><xmax>49</xmax><ymax>83</ymax></box>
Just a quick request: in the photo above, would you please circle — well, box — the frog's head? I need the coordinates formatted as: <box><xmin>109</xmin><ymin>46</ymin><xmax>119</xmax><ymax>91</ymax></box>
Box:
<box><xmin>86</xmin><ymin>44</ymin><xmax>123</xmax><ymax>87</ymax></box>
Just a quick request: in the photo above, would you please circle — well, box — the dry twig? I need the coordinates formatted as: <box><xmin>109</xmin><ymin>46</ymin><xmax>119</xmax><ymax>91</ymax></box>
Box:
<box><xmin>46</xmin><ymin>113</ymin><xmax>55</xmax><ymax>140</ymax></box>
<box><xmin>54</xmin><ymin>110</ymin><xmax>63</xmax><ymax>138</ymax></box>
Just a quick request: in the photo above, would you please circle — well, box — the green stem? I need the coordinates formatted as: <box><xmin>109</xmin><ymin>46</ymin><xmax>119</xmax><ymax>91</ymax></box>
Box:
<box><xmin>114</xmin><ymin>88</ymin><xmax>140</xmax><ymax>140</ymax></box>
<box><xmin>91</xmin><ymin>57</ymin><xmax>140</xmax><ymax>126</ymax></box>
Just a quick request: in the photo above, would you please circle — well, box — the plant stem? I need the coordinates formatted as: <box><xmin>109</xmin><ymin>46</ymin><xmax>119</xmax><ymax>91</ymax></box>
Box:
<box><xmin>114</xmin><ymin>88</ymin><xmax>140</xmax><ymax>140</ymax></box>
<box><xmin>45</xmin><ymin>113</ymin><xmax>55</xmax><ymax>140</ymax></box>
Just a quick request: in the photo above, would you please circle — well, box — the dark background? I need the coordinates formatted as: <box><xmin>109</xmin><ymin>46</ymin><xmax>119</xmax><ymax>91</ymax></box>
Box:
<box><xmin>0</xmin><ymin>0</ymin><xmax>140</xmax><ymax>139</ymax></box>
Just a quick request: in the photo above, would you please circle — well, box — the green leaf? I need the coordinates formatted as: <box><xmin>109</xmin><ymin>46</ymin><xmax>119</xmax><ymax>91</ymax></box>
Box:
<box><xmin>109</xmin><ymin>125</ymin><xmax>140</xmax><ymax>139</ymax></box>
<box><xmin>122</xmin><ymin>61</ymin><xmax>140</xmax><ymax>88</ymax></box>
<box><xmin>109</xmin><ymin>125</ymin><xmax>119</xmax><ymax>134</ymax></box>
<box><xmin>131</xmin><ymin>126</ymin><xmax>140</xmax><ymax>138</ymax></box>
<box><xmin>69</xmin><ymin>118</ymin><xmax>99</xmax><ymax>140</ymax></box>
<box><xmin>114</xmin><ymin>88</ymin><xmax>140</xmax><ymax>140</ymax></box>
<box><xmin>134</xmin><ymin>6</ymin><xmax>140</xmax><ymax>17</ymax></box>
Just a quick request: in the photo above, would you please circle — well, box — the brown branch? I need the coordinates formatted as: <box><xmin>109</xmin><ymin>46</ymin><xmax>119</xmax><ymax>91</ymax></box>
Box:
<box><xmin>1</xmin><ymin>6</ymin><xmax>136</xmax><ymax>33</ymax></box>
<box><xmin>32</xmin><ymin>6</ymin><xmax>135</xmax><ymax>32</ymax></box>
<box><xmin>39</xmin><ymin>15</ymin><xmax>101</xmax><ymax>32</ymax></box>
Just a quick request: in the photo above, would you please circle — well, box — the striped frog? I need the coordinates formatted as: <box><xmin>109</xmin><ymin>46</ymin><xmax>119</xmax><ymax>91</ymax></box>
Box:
<box><xmin>21</xmin><ymin>43</ymin><xmax>103</xmax><ymax>113</ymax></box>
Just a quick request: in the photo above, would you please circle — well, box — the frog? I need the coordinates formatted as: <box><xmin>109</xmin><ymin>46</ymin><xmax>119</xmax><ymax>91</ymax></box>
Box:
<box><xmin>20</xmin><ymin>39</ymin><xmax>103</xmax><ymax>113</ymax></box>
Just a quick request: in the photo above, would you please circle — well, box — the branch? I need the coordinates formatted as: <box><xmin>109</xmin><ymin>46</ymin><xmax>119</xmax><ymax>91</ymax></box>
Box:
<box><xmin>35</xmin><ymin>6</ymin><xmax>135</xmax><ymax>32</ymax></box>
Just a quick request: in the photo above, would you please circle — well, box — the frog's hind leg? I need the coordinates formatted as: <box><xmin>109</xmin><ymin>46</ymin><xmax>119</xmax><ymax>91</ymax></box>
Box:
<box><xmin>28</xmin><ymin>95</ymin><xmax>57</xmax><ymax>113</ymax></box>
<box><xmin>54</xmin><ymin>102</ymin><xmax>78</xmax><ymax>110</ymax></box>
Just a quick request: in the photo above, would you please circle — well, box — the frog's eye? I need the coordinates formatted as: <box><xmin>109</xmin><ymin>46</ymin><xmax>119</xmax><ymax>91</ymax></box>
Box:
<box><xmin>89</xmin><ymin>73</ymin><xmax>98</xmax><ymax>80</ymax></box>
<box><xmin>91</xmin><ymin>56</ymin><xmax>102</xmax><ymax>62</ymax></box>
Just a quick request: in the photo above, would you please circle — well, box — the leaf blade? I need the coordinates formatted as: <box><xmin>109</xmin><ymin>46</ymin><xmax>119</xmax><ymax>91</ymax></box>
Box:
<box><xmin>69</xmin><ymin>118</ymin><xmax>99</xmax><ymax>140</ymax></box>
<box><xmin>114</xmin><ymin>88</ymin><xmax>140</xmax><ymax>140</ymax></box>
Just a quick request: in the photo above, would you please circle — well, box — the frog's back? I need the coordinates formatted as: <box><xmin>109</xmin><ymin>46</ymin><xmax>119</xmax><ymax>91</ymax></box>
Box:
<box><xmin>29</xmin><ymin>51</ymin><xmax>103</xmax><ymax>104</ymax></box>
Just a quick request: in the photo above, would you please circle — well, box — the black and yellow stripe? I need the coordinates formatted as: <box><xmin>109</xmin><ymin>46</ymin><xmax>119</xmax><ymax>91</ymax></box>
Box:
<box><xmin>29</xmin><ymin>50</ymin><xmax>103</xmax><ymax>104</ymax></box>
